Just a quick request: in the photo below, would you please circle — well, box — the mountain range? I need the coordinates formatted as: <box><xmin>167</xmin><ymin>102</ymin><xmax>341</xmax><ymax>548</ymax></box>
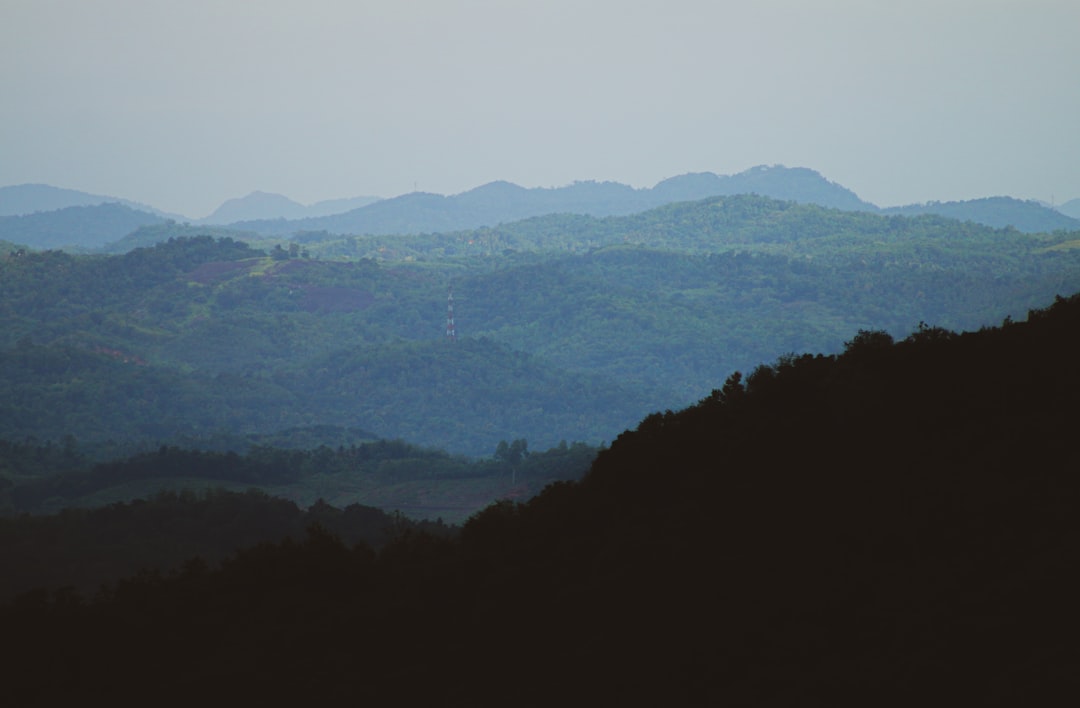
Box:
<box><xmin>2</xmin><ymin>166</ymin><xmax>1078</xmax><ymax>253</ymax></box>
<box><xmin>228</xmin><ymin>165</ymin><xmax>877</xmax><ymax>236</ymax></box>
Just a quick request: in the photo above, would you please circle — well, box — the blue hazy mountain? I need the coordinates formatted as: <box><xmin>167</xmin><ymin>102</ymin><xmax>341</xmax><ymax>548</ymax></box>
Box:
<box><xmin>0</xmin><ymin>203</ymin><xmax>166</xmax><ymax>250</ymax></box>
<box><xmin>0</xmin><ymin>183</ymin><xmax>180</xmax><ymax>220</ymax></box>
<box><xmin>198</xmin><ymin>191</ymin><xmax>381</xmax><ymax>224</ymax></box>
<box><xmin>882</xmin><ymin>196</ymin><xmax>1080</xmax><ymax>233</ymax></box>
<box><xmin>650</xmin><ymin>165</ymin><xmax>874</xmax><ymax>211</ymax></box>
<box><xmin>200</xmin><ymin>191</ymin><xmax>309</xmax><ymax>224</ymax></box>
<box><xmin>1058</xmin><ymin>198</ymin><xmax>1080</xmax><ymax>220</ymax></box>
<box><xmin>5</xmin><ymin>170</ymin><xmax>1077</xmax><ymax>250</ymax></box>
<box><xmin>233</xmin><ymin>165</ymin><xmax>878</xmax><ymax>236</ymax></box>
<box><xmin>231</xmin><ymin>166</ymin><xmax>1078</xmax><ymax>236</ymax></box>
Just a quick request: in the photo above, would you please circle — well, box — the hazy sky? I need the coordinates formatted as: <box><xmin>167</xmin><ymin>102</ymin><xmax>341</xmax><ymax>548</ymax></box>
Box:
<box><xmin>2</xmin><ymin>0</ymin><xmax>1078</xmax><ymax>218</ymax></box>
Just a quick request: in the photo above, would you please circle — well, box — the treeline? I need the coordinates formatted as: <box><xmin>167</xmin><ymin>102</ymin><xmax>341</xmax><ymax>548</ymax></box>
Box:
<box><xmin>0</xmin><ymin>437</ymin><xmax>597</xmax><ymax>601</ymax></box>
<box><xmin>1</xmin><ymin>436</ymin><xmax>598</xmax><ymax>515</ymax></box>
<box><xmin>4</xmin><ymin>293</ymin><xmax>1079</xmax><ymax>703</ymax></box>
<box><xmin>0</xmin><ymin>488</ymin><xmax>449</xmax><ymax>604</ymax></box>
<box><xmin>0</xmin><ymin>335</ymin><xmax>641</xmax><ymax>455</ymax></box>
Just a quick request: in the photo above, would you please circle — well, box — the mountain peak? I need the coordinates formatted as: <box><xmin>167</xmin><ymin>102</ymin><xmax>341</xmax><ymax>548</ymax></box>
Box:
<box><xmin>202</xmin><ymin>192</ymin><xmax>307</xmax><ymax>224</ymax></box>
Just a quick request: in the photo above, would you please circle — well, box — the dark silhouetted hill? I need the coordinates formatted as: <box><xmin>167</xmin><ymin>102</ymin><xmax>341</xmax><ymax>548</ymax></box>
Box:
<box><xmin>4</xmin><ymin>292</ymin><xmax>1079</xmax><ymax>703</ymax></box>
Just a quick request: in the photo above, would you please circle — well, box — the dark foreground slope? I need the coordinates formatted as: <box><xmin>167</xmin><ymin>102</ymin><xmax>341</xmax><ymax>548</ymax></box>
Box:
<box><xmin>4</xmin><ymin>294</ymin><xmax>1080</xmax><ymax>704</ymax></box>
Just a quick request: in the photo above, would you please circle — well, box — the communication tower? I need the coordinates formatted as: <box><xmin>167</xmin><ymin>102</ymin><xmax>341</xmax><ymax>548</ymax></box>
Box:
<box><xmin>446</xmin><ymin>284</ymin><xmax>457</xmax><ymax>341</ymax></box>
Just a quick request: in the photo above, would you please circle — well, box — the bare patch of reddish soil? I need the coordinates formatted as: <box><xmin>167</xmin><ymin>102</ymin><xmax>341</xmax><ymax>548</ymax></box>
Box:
<box><xmin>187</xmin><ymin>260</ymin><xmax>257</xmax><ymax>285</ymax></box>
<box><xmin>298</xmin><ymin>285</ymin><xmax>375</xmax><ymax>313</ymax></box>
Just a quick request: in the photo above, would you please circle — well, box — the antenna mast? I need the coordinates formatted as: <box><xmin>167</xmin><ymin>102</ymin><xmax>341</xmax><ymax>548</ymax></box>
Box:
<box><xmin>445</xmin><ymin>284</ymin><xmax>457</xmax><ymax>342</ymax></box>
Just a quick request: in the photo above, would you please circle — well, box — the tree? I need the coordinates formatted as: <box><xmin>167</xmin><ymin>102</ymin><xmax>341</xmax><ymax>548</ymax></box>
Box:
<box><xmin>844</xmin><ymin>329</ymin><xmax>894</xmax><ymax>354</ymax></box>
<box><xmin>494</xmin><ymin>439</ymin><xmax>528</xmax><ymax>466</ymax></box>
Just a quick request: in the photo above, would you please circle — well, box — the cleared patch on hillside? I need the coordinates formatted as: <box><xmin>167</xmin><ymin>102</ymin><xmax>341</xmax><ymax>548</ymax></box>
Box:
<box><xmin>296</xmin><ymin>285</ymin><xmax>375</xmax><ymax>313</ymax></box>
<box><xmin>187</xmin><ymin>259</ymin><xmax>258</xmax><ymax>285</ymax></box>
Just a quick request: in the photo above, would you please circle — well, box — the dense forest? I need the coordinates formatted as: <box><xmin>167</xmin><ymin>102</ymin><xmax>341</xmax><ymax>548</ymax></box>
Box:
<box><xmin>0</xmin><ymin>434</ymin><xmax>597</xmax><ymax>518</ymax></box>
<box><xmin>881</xmin><ymin>196</ymin><xmax>1079</xmax><ymax>232</ymax></box>
<box><xmin>0</xmin><ymin>202</ymin><xmax>166</xmax><ymax>249</ymax></box>
<box><xmin>3</xmin><ymin>195</ymin><xmax>1079</xmax><ymax>454</ymax></box>
<box><xmin>4</xmin><ymin>292</ymin><xmax>1078</xmax><ymax>703</ymax></box>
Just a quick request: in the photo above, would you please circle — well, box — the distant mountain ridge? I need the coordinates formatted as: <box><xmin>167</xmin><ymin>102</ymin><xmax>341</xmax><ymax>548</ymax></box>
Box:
<box><xmin>1058</xmin><ymin>198</ymin><xmax>1080</xmax><ymax>220</ymax></box>
<box><xmin>199</xmin><ymin>191</ymin><xmax>381</xmax><ymax>224</ymax></box>
<box><xmin>0</xmin><ymin>183</ymin><xmax>380</xmax><ymax>224</ymax></box>
<box><xmin>883</xmin><ymin>196</ymin><xmax>1079</xmax><ymax>233</ymax></box>
<box><xmin>3</xmin><ymin>168</ymin><xmax>1078</xmax><ymax>252</ymax></box>
<box><xmin>0</xmin><ymin>203</ymin><xmax>166</xmax><ymax>250</ymax></box>
<box><xmin>226</xmin><ymin>165</ymin><xmax>1080</xmax><ymax>237</ymax></box>
<box><xmin>0</xmin><ymin>184</ymin><xmax>181</xmax><ymax>220</ymax></box>
<box><xmin>235</xmin><ymin>165</ymin><xmax>877</xmax><ymax>236</ymax></box>
<box><xmin>651</xmin><ymin>166</ymin><xmax>874</xmax><ymax>211</ymax></box>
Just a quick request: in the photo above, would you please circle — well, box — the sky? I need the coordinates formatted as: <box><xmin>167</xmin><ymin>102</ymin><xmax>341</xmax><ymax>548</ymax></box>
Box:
<box><xmin>2</xmin><ymin>0</ymin><xmax>1078</xmax><ymax>219</ymax></box>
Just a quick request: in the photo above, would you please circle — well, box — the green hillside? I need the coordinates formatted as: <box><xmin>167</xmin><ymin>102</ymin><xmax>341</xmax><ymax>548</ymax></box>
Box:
<box><xmin>0</xmin><ymin>202</ymin><xmax>165</xmax><ymax>249</ymax></box>
<box><xmin>2</xmin><ymin>197</ymin><xmax>1079</xmax><ymax>454</ymax></box>
<box><xmin>883</xmin><ymin>196</ymin><xmax>1080</xmax><ymax>232</ymax></box>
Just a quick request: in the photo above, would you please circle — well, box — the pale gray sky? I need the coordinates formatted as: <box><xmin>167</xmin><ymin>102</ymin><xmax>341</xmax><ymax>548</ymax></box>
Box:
<box><xmin>2</xmin><ymin>0</ymin><xmax>1078</xmax><ymax>219</ymax></box>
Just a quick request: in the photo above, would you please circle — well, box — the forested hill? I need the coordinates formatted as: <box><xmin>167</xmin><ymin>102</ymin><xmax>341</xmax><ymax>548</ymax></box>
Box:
<box><xmin>882</xmin><ymin>196</ymin><xmax>1079</xmax><ymax>233</ymax></box>
<box><xmin>5</xmin><ymin>292</ymin><xmax>1079</xmax><ymax>703</ymax></box>
<box><xmin>3</xmin><ymin>195</ymin><xmax>1080</xmax><ymax>454</ymax></box>
<box><xmin>178</xmin><ymin>170</ymin><xmax>1078</xmax><ymax>239</ymax></box>
<box><xmin>0</xmin><ymin>202</ymin><xmax>165</xmax><ymax>250</ymax></box>
<box><xmin>291</xmin><ymin>192</ymin><xmax>1080</xmax><ymax>261</ymax></box>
